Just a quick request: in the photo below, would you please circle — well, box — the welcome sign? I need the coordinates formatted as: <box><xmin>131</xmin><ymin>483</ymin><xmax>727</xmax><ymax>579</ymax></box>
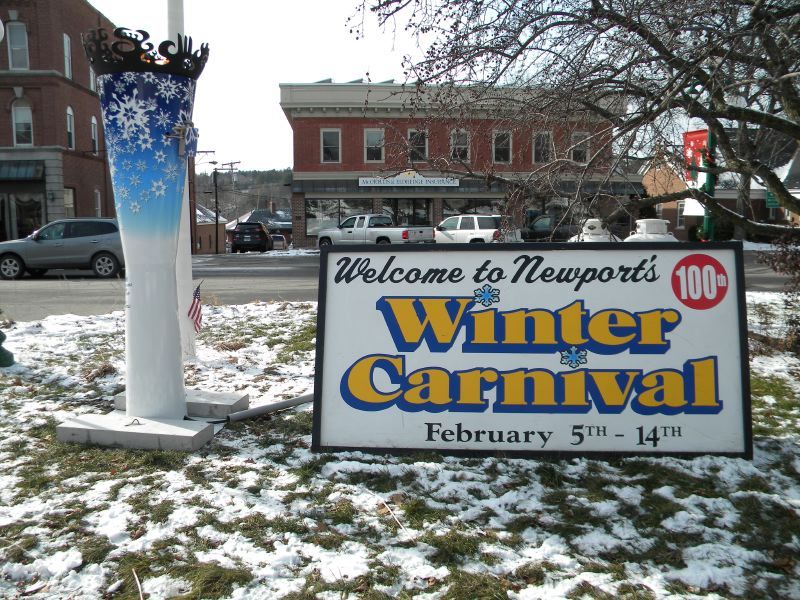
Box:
<box><xmin>312</xmin><ymin>244</ymin><xmax>752</xmax><ymax>458</ymax></box>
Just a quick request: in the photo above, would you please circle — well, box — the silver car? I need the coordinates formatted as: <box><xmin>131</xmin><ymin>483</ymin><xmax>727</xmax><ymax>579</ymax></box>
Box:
<box><xmin>0</xmin><ymin>218</ymin><xmax>125</xmax><ymax>279</ymax></box>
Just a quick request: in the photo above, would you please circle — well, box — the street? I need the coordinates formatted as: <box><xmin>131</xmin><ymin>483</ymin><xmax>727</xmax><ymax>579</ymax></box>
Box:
<box><xmin>0</xmin><ymin>250</ymin><xmax>790</xmax><ymax>322</ymax></box>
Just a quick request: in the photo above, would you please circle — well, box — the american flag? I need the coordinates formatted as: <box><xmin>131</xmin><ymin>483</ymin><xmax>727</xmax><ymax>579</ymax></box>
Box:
<box><xmin>188</xmin><ymin>283</ymin><xmax>202</xmax><ymax>333</ymax></box>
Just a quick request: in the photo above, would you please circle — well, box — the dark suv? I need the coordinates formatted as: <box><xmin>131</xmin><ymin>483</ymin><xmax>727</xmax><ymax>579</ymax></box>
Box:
<box><xmin>230</xmin><ymin>222</ymin><xmax>273</xmax><ymax>253</ymax></box>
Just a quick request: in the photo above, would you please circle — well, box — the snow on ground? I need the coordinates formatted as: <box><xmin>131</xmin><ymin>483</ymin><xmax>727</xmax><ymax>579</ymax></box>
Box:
<box><xmin>0</xmin><ymin>293</ymin><xmax>798</xmax><ymax>599</ymax></box>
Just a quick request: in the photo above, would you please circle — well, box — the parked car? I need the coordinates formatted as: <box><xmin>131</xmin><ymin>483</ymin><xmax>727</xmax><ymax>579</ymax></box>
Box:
<box><xmin>271</xmin><ymin>234</ymin><xmax>288</xmax><ymax>250</ymax></box>
<box><xmin>316</xmin><ymin>214</ymin><xmax>435</xmax><ymax>245</ymax></box>
<box><xmin>231</xmin><ymin>222</ymin><xmax>273</xmax><ymax>253</ymax></box>
<box><xmin>435</xmin><ymin>214</ymin><xmax>522</xmax><ymax>243</ymax></box>
<box><xmin>0</xmin><ymin>218</ymin><xmax>124</xmax><ymax>280</ymax></box>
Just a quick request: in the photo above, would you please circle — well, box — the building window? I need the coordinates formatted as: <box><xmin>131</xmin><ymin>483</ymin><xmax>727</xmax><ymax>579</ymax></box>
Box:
<box><xmin>493</xmin><ymin>132</ymin><xmax>511</xmax><ymax>163</ymax></box>
<box><xmin>12</xmin><ymin>101</ymin><xmax>33</xmax><ymax>146</ymax></box>
<box><xmin>66</xmin><ymin>106</ymin><xmax>75</xmax><ymax>150</ymax></box>
<box><xmin>534</xmin><ymin>131</ymin><xmax>552</xmax><ymax>163</ymax></box>
<box><xmin>94</xmin><ymin>189</ymin><xmax>102</xmax><ymax>216</ymax></box>
<box><xmin>364</xmin><ymin>129</ymin><xmax>384</xmax><ymax>162</ymax></box>
<box><xmin>451</xmin><ymin>129</ymin><xmax>469</xmax><ymax>161</ymax></box>
<box><xmin>408</xmin><ymin>129</ymin><xmax>427</xmax><ymax>161</ymax></box>
<box><xmin>305</xmin><ymin>198</ymin><xmax>372</xmax><ymax>235</ymax></box>
<box><xmin>384</xmin><ymin>199</ymin><xmax>431</xmax><ymax>226</ymax></box>
<box><xmin>91</xmin><ymin>117</ymin><xmax>99</xmax><ymax>154</ymax></box>
<box><xmin>321</xmin><ymin>129</ymin><xmax>341</xmax><ymax>163</ymax></box>
<box><xmin>6</xmin><ymin>22</ymin><xmax>29</xmax><ymax>70</ymax></box>
<box><xmin>677</xmin><ymin>201</ymin><xmax>685</xmax><ymax>229</ymax></box>
<box><xmin>442</xmin><ymin>198</ymin><xmax>501</xmax><ymax>218</ymax></box>
<box><xmin>571</xmin><ymin>132</ymin><xmax>589</xmax><ymax>164</ymax></box>
<box><xmin>63</xmin><ymin>34</ymin><xmax>72</xmax><ymax>79</ymax></box>
<box><xmin>64</xmin><ymin>188</ymin><xmax>75</xmax><ymax>218</ymax></box>
<box><xmin>89</xmin><ymin>66</ymin><xmax>96</xmax><ymax>92</ymax></box>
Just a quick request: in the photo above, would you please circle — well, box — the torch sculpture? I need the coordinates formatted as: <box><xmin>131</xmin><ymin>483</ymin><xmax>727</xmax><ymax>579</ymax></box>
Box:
<box><xmin>86</xmin><ymin>28</ymin><xmax>206</xmax><ymax>420</ymax></box>
<box><xmin>54</xmin><ymin>29</ymin><xmax>214</xmax><ymax>450</ymax></box>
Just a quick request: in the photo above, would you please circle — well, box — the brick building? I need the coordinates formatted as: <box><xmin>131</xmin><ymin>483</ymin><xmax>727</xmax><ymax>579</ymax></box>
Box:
<box><xmin>0</xmin><ymin>0</ymin><xmax>115</xmax><ymax>241</ymax></box>
<box><xmin>280</xmin><ymin>81</ymin><xmax>644</xmax><ymax>247</ymax></box>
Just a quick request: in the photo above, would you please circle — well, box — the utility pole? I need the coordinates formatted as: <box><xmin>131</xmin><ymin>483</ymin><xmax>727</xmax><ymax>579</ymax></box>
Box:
<box><xmin>212</xmin><ymin>161</ymin><xmax>238</xmax><ymax>253</ymax></box>
<box><xmin>222</xmin><ymin>161</ymin><xmax>240</xmax><ymax>220</ymax></box>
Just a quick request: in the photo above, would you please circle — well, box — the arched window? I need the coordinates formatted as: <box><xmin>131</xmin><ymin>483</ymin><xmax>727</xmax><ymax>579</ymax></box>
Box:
<box><xmin>6</xmin><ymin>22</ymin><xmax>29</xmax><ymax>70</ymax></box>
<box><xmin>91</xmin><ymin>116</ymin><xmax>99</xmax><ymax>154</ymax></box>
<box><xmin>12</xmin><ymin>100</ymin><xmax>33</xmax><ymax>146</ymax></box>
<box><xmin>66</xmin><ymin>106</ymin><xmax>75</xmax><ymax>150</ymax></box>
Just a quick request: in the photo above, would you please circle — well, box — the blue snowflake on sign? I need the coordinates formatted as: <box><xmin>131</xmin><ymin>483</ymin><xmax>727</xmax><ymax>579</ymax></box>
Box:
<box><xmin>560</xmin><ymin>346</ymin><xmax>588</xmax><ymax>369</ymax></box>
<box><xmin>473</xmin><ymin>284</ymin><xmax>500</xmax><ymax>307</ymax></box>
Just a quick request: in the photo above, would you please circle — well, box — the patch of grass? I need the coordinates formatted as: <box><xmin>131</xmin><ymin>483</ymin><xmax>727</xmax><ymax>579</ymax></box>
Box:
<box><xmin>215</xmin><ymin>340</ymin><xmax>248</xmax><ymax>352</ymax></box>
<box><xmin>326</xmin><ymin>498</ymin><xmax>356</xmax><ymax>524</ymax></box>
<box><xmin>77</xmin><ymin>534</ymin><xmax>114</xmax><ymax>565</ymax></box>
<box><xmin>275</xmin><ymin>321</ymin><xmax>316</xmax><ymax>363</ymax></box>
<box><xmin>307</xmin><ymin>531</ymin><xmax>347</xmax><ymax>550</ymax></box>
<box><xmin>732</xmin><ymin>494</ymin><xmax>800</xmax><ymax>553</ymax></box>
<box><xmin>566</xmin><ymin>580</ymin><xmax>616</xmax><ymax>599</ymax></box>
<box><xmin>513</xmin><ymin>561</ymin><xmax>556</xmax><ymax>586</ymax></box>
<box><xmin>421</xmin><ymin>527</ymin><xmax>481</xmax><ymax>566</ymax></box>
<box><xmin>505</xmin><ymin>514</ymin><xmax>540</xmax><ymax>533</ymax></box>
<box><xmin>150</xmin><ymin>500</ymin><xmax>175</xmax><ymax>524</ymax></box>
<box><xmin>2</xmin><ymin>534</ymin><xmax>37</xmax><ymax>563</ymax></box>
<box><xmin>616</xmin><ymin>582</ymin><xmax>657</xmax><ymax>599</ymax></box>
<box><xmin>751</xmin><ymin>374</ymin><xmax>800</xmax><ymax>435</ymax></box>
<box><xmin>401</xmin><ymin>497</ymin><xmax>449</xmax><ymax>529</ymax></box>
<box><xmin>441</xmin><ymin>570</ymin><xmax>510</xmax><ymax>599</ymax></box>
<box><xmin>181</xmin><ymin>562</ymin><xmax>252</xmax><ymax>599</ymax></box>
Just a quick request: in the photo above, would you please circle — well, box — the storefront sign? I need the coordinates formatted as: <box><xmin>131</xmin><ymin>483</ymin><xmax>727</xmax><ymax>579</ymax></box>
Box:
<box><xmin>312</xmin><ymin>244</ymin><xmax>751</xmax><ymax>458</ymax></box>
<box><xmin>359</xmin><ymin>172</ymin><xmax>459</xmax><ymax>187</ymax></box>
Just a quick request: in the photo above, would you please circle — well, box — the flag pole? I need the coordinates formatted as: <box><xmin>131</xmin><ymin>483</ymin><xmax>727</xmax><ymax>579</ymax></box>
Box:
<box><xmin>169</xmin><ymin>0</ymin><xmax>196</xmax><ymax>358</ymax></box>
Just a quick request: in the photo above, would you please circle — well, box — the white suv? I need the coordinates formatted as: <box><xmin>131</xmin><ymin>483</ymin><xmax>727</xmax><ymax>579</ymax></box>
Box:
<box><xmin>434</xmin><ymin>214</ymin><xmax>522</xmax><ymax>243</ymax></box>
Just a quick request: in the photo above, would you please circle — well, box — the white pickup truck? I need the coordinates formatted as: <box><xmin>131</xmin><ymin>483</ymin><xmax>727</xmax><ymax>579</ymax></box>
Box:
<box><xmin>316</xmin><ymin>214</ymin><xmax>436</xmax><ymax>246</ymax></box>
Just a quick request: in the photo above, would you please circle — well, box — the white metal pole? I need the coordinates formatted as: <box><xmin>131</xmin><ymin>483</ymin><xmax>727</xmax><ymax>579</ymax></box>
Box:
<box><xmin>168</xmin><ymin>0</ymin><xmax>197</xmax><ymax>359</ymax></box>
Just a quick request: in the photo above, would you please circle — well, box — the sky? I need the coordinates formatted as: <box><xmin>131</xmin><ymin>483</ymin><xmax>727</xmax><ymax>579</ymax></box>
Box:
<box><xmin>86</xmin><ymin>0</ymin><xmax>422</xmax><ymax>172</ymax></box>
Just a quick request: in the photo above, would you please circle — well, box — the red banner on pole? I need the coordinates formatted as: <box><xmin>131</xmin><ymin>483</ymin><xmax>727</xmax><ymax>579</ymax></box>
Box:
<box><xmin>683</xmin><ymin>130</ymin><xmax>708</xmax><ymax>186</ymax></box>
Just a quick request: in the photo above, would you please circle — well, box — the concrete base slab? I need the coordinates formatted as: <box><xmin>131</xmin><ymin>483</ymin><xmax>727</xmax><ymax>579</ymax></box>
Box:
<box><xmin>56</xmin><ymin>410</ymin><xmax>214</xmax><ymax>451</ymax></box>
<box><xmin>114</xmin><ymin>389</ymin><xmax>249</xmax><ymax>418</ymax></box>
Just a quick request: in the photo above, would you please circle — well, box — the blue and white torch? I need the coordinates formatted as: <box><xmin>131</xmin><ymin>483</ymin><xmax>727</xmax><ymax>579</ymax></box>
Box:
<box><xmin>83</xmin><ymin>29</ymin><xmax>207</xmax><ymax>419</ymax></box>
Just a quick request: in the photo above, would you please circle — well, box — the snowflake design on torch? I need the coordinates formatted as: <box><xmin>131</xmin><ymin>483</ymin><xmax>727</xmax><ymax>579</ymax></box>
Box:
<box><xmin>121</xmin><ymin>72</ymin><xmax>137</xmax><ymax>84</ymax></box>
<box><xmin>122</xmin><ymin>159</ymin><xmax>132</xmax><ymax>170</ymax></box>
<box><xmin>142</xmin><ymin>72</ymin><xmax>156</xmax><ymax>84</ymax></box>
<box><xmin>560</xmin><ymin>346</ymin><xmax>588</xmax><ymax>369</ymax></box>
<box><xmin>108</xmin><ymin>89</ymin><xmax>153</xmax><ymax>140</ymax></box>
<box><xmin>473</xmin><ymin>284</ymin><xmax>500</xmax><ymax>307</ymax></box>
<box><xmin>151</xmin><ymin>179</ymin><xmax>166</xmax><ymax>198</ymax></box>
<box><xmin>129</xmin><ymin>201</ymin><xmax>141</xmax><ymax>214</ymax></box>
<box><xmin>154</xmin><ymin>109</ymin><xmax>171</xmax><ymax>128</ymax></box>
<box><xmin>135</xmin><ymin>160</ymin><xmax>147</xmax><ymax>171</ymax></box>
<box><xmin>156</xmin><ymin>75</ymin><xmax>180</xmax><ymax>101</ymax></box>
<box><xmin>162</xmin><ymin>163</ymin><xmax>179</xmax><ymax>181</ymax></box>
<box><xmin>137</xmin><ymin>134</ymin><xmax>154</xmax><ymax>151</ymax></box>
<box><xmin>113</xmin><ymin>80</ymin><xmax>127</xmax><ymax>94</ymax></box>
<box><xmin>129</xmin><ymin>173</ymin><xmax>141</xmax><ymax>188</ymax></box>
<box><xmin>154</xmin><ymin>150</ymin><xmax>166</xmax><ymax>164</ymax></box>
<box><xmin>117</xmin><ymin>185</ymin><xmax>130</xmax><ymax>200</ymax></box>
<box><xmin>183</xmin><ymin>81</ymin><xmax>195</xmax><ymax>103</ymax></box>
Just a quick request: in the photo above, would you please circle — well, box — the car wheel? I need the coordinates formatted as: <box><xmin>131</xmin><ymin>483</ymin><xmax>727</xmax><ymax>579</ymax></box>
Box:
<box><xmin>376</xmin><ymin>238</ymin><xmax>391</xmax><ymax>245</ymax></box>
<box><xmin>259</xmin><ymin>244</ymin><xmax>267</xmax><ymax>253</ymax></box>
<box><xmin>27</xmin><ymin>268</ymin><xmax>48</xmax><ymax>278</ymax></box>
<box><xmin>0</xmin><ymin>255</ymin><xmax>25</xmax><ymax>280</ymax></box>
<box><xmin>92</xmin><ymin>252</ymin><xmax>120</xmax><ymax>278</ymax></box>
<box><xmin>469</xmin><ymin>239</ymin><xmax>485</xmax><ymax>243</ymax></box>
<box><xmin>318</xmin><ymin>238</ymin><xmax>332</xmax><ymax>247</ymax></box>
